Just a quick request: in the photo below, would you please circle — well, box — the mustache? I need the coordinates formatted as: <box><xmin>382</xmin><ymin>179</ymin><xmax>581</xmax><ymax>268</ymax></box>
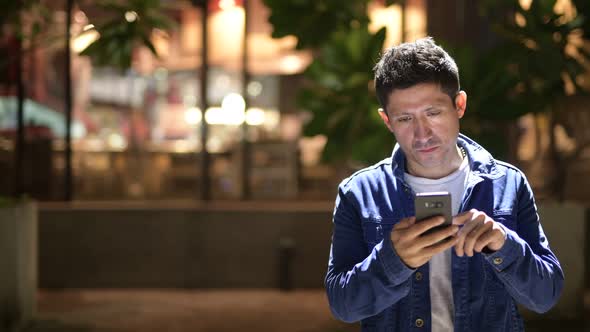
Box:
<box><xmin>413</xmin><ymin>138</ymin><xmax>440</xmax><ymax>150</ymax></box>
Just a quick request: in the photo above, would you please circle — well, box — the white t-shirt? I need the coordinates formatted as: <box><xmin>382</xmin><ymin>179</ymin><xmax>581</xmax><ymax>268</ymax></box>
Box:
<box><xmin>404</xmin><ymin>155</ymin><xmax>470</xmax><ymax>332</ymax></box>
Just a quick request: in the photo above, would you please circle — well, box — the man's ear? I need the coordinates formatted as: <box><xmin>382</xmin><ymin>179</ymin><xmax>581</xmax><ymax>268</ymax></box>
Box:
<box><xmin>455</xmin><ymin>91</ymin><xmax>467</xmax><ymax>119</ymax></box>
<box><xmin>378</xmin><ymin>108</ymin><xmax>394</xmax><ymax>132</ymax></box>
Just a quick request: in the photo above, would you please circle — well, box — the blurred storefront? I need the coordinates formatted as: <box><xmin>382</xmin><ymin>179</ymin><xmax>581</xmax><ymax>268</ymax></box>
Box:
<box><xmin>0</xmin><ymin>0</ymin><xmax>427</xmax><ymax>201</ymax></box>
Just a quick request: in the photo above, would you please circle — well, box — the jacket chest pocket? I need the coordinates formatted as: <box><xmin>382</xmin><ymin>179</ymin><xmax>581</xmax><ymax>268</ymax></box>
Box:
<box><xmin>362</xmin><ymin>218</ymin><xmax>397</xmax><ymax>251</ymax></box>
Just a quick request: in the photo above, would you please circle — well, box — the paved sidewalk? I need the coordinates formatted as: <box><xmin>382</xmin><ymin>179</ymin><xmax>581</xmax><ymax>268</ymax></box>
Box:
<box><xmin>22</xmin><ymin>289</ymin><xmax>586</xmax><ymax>332</ymax></box>
<box><xmin>24</xmin><ymin>289</ymin><xmax>358</xmax><ymax>332</ymax></box>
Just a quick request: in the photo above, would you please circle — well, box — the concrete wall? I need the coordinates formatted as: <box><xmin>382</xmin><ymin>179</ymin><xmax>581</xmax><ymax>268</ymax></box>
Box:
<box><xmin>38</xmin><ymin>202</ymin><xmax>335</xmax><ymax>289</ymax></box>
<box><xmin>526</xmin><ymin>203</ymin><xmax>588</xmax><ymax>319</ymax></box>
<box><xmin>0</xmin><ymin>203</ymin><xmax>37</xmax><ymax>331</ymax></box>
<box><xmin>38</xmin><ymin>201</ymin><xmax>588</xmax><ymax>318</ymax></box>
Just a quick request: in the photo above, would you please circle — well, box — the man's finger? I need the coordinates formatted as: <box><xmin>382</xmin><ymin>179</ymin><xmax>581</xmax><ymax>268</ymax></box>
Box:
<box><xmin>474</xmin><ymin>231</ymin><xmax>497</xmax><ymax>253</ymax></box>
<box><xmin>464</xmin><ymin>222</ymin><xmax>492</xmax><ymax>256</ymax></box>
<box><xmin>406</xmin><ymin>216</ymin><xmax>445</xmax><ymax>238</ymax></box>
<box><xmin>474</xmin><ymin>226</ymin><xmax>505</xmax><ymax>252</ymax></box>
<box><xmin>454</xmin><ymin>216</ymin><xmax>478</xmax><ymax>256</ymax></box>
<box><xmin>424</xmin><ymin>235</ymin><xmax>458</xmax><ymax>257</ymax></box>
<box><xmin>455</xmin><ymin>212</ymin><xmax>487</xmax><ymax>256</ymax></box>
<box><xmin>394</xmin><ymin>217</ymin><xmax>416</xmax><ymax>230</ymax></box>
<box><xmin>452</xmin><ymin>210</ymin><xmax>475</xmax><ymax>226</ymax></box>
<box><xmin>417</xmin><ymin>225</ymin><xmax>459</xmax><ymax>248</ymax></box>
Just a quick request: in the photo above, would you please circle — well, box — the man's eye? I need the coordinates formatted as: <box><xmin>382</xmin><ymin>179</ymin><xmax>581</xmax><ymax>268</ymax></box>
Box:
<box><xmin>427</xmin><ymin>110</ymin><xmax>441</xmax><ymax>117</ymax></box>
<box><xmin>397</xmin><ymin>117</ymin><xmax>411</xmax><ymax>123</ymax></box>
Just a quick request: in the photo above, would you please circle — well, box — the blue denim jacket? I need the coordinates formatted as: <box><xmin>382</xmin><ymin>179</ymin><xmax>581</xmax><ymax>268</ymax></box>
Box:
<box><xmin>325</xmin><ymin>134</ymin><xmax>564</xmax><ymax>332</ymax></box>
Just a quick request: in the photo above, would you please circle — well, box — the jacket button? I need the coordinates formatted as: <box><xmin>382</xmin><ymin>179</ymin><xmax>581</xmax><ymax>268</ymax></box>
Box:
<box><xmin>415</xmin><ymin>272</ymin><xmax>423</xmax><ymax>281</ymax></box>
<box><xmin>415</xmin><ymin>318</ymin><xmax>424</xmax><ymax>327</ymax></box>
<box><xmin>493</xmin><ymin>257</ymin><xmax>503</xmax><ymax>265</ymax></box>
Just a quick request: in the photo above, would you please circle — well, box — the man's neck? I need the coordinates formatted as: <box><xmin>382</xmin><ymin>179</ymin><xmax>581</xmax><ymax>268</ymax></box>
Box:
<box><xmin>406</xmin><ymin>146</ymin><xmax>465</xmax><ymax>179</ymax></box>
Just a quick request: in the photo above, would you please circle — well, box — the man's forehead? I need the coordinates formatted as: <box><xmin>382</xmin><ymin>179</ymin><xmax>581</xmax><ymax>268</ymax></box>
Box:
<box><xmin>386</xmin><ymin>89</ymin><xmax>452</xmax><ymax>113</ymax></box>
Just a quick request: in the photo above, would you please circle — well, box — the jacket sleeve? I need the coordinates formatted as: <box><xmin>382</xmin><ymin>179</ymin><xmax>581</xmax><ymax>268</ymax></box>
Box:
<box><xmin>483</xmin><ymin>174</ymin><xmax>564</xmax><ymax>313</ymax></box>
<box><xmin>325</xmin><ymin>185</ymin><xmax>415</xmax><ymax>323</ymax></box>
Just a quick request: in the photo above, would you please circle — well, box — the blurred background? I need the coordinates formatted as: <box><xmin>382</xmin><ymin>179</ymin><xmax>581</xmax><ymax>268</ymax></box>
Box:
<box><xmin>0</xmin><ymin>0</ymin><xmax>589</xmax><ymax>331</ymax></box>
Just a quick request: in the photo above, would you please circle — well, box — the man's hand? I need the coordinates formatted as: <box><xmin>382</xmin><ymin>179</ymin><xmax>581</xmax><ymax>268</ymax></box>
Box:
<box><xmin>453</xmin><ymin>209</ymin><xmax>507</xmax><ymax>257</ymax></box>
<box><xmin>390</xmin><ymin>216</ymin><xmax>459</xmax><ymax>269</ymax></box>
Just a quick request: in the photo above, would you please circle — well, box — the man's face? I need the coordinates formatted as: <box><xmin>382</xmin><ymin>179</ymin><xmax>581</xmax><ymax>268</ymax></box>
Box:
<box><xmin>378</xmin><ymin>82</ymin><xmax>467</xmax><ymax>179</ymax></box>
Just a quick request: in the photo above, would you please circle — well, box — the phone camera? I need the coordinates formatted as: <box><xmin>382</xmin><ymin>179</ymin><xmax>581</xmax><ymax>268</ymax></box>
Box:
<box><xmin>425</xmin><ymin>202</ymin><xmax>444</xmax><ymax>208</ymax></box>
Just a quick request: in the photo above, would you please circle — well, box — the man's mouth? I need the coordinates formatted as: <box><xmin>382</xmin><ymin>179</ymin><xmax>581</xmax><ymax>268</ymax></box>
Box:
<box><xmin>417</xmin><ymin>146</ymin><xmax>438</xmax><ymax>153</ymax></box>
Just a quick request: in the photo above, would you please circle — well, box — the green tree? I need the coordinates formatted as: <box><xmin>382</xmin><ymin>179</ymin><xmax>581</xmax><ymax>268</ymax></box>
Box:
<box><xmin>264</xmin><ymin>0</ymin><xmax>590</xmax><ymax>181</ymax></box>
<box><xmin>0</xmin><ymin>0</ymin><xmax>174</xmax><ymax>73</ymax></box>
<box><xmin>469</xmin><ymin>0</ymin><xmax>590</xmax><ymax>201</ymax></box>
<box><xmin>79</xmin><ymin>0</ymin><xmax>174</xmax><ymax>70</ymax></box>
<box><xmin>299</xmin><ymin>23</ymin><xmax>390</xmax><ymax>164</ymax></box>
<box><xmin>263</xmin><ymin>0</ymin><xmax>401</xmax><ymax>166</ymax></box>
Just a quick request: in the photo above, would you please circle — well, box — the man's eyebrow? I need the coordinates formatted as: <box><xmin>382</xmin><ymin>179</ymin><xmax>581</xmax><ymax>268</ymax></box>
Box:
<box><xmin>390</xmin><ymin>105</ymin><xmax>436</xmax><ymax>116</ymax></box>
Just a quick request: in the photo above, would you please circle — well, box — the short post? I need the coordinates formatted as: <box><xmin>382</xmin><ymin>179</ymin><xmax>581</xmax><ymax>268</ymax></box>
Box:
<box><xmin>278</xmin><ymin>237</ymin><xmax>295</xmax><ymax>291</ymax></box>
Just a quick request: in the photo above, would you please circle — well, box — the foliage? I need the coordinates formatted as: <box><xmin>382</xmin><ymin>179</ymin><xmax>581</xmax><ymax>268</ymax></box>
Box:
<box><xmin>443</xmin><ymin>44</ymin><xmax>529</xmax><ymax>158</ymax></box>
<box><xmin>300</xmin><ymin>24</ymin><xmax>392</xmax><ymax>163</ymax></box>
<box><xmin>265</xmin><ymin>0</ymin><xmax>590</xmax><ymax>165</ymax></box>
<box><xmin>79</xmin><ymin>0</ymin><xmax>175</xmax><ymax>70</ymax></box>
<box><xmin>0</xmin><ymin>0</ymin><xmax>52</xmax><ymax>75</ymax></box>
<box><xmin>262</xmin><ymin>0</ymin><xmax>400</xmax><ymax>50</ymax></box>
<box><xmin>451</xmin><ymin>0</ymin><xmax>590</xmax><ymax>201</ymax></box>
<box><xmin>0</xmin><ymin>0</ymin><xmax>174</xmax><ymax>72</ymax></box>
<box><xmin>263</xmin><ymin>0</ymin><xmax>402</xmax><ymax>165</ymax></box>
<box><xmin>571</xmin><ymin>0</ymin><xmax>590</xmax><ymax>36</ymax></box>
<box><xmin>487</xmin><ymin>0</ymin><xmax>588</xmax><ymax>104</ymax></box>
<box><xmin>262</xmin><ymin>0</ymin><xmax>367</xmax><ymax>49</ymax></box>
<box><xmin>458</xmin><ymin>0</ymin><xmax>590</xmax><ymax>160</ymax></box>
<box><xmin>0</xmin><ymin>0</ymin><xmax>51</xmax><ymax>41</ymax></box>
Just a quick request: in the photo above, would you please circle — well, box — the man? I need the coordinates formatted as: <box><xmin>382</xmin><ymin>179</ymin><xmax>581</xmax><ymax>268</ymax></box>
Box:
<box><xmin>325</xmin><ymin>37</ymin><xmax>563</xmax><ymax>332</ymax></box>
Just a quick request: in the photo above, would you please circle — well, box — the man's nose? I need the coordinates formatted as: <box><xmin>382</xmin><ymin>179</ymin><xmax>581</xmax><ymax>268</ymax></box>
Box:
<box><xmin>414</xmin><ymin>117</ymin><xmax>431</xmax><ymax>139</ymax></box>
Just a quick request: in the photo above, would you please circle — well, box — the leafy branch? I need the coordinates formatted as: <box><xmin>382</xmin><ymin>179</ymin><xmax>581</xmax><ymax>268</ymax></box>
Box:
<box><xmin>263</xmin><ymin>0</ymin><xmax>403</xmax><ymax>165</ymax></box>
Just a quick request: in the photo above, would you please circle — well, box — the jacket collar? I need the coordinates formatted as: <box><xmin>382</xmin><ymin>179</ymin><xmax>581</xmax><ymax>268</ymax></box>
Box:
<box><xmin>390</xmin><ymin>133</ymin><xmax>505</xmax><ymax>180</ymax></box>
